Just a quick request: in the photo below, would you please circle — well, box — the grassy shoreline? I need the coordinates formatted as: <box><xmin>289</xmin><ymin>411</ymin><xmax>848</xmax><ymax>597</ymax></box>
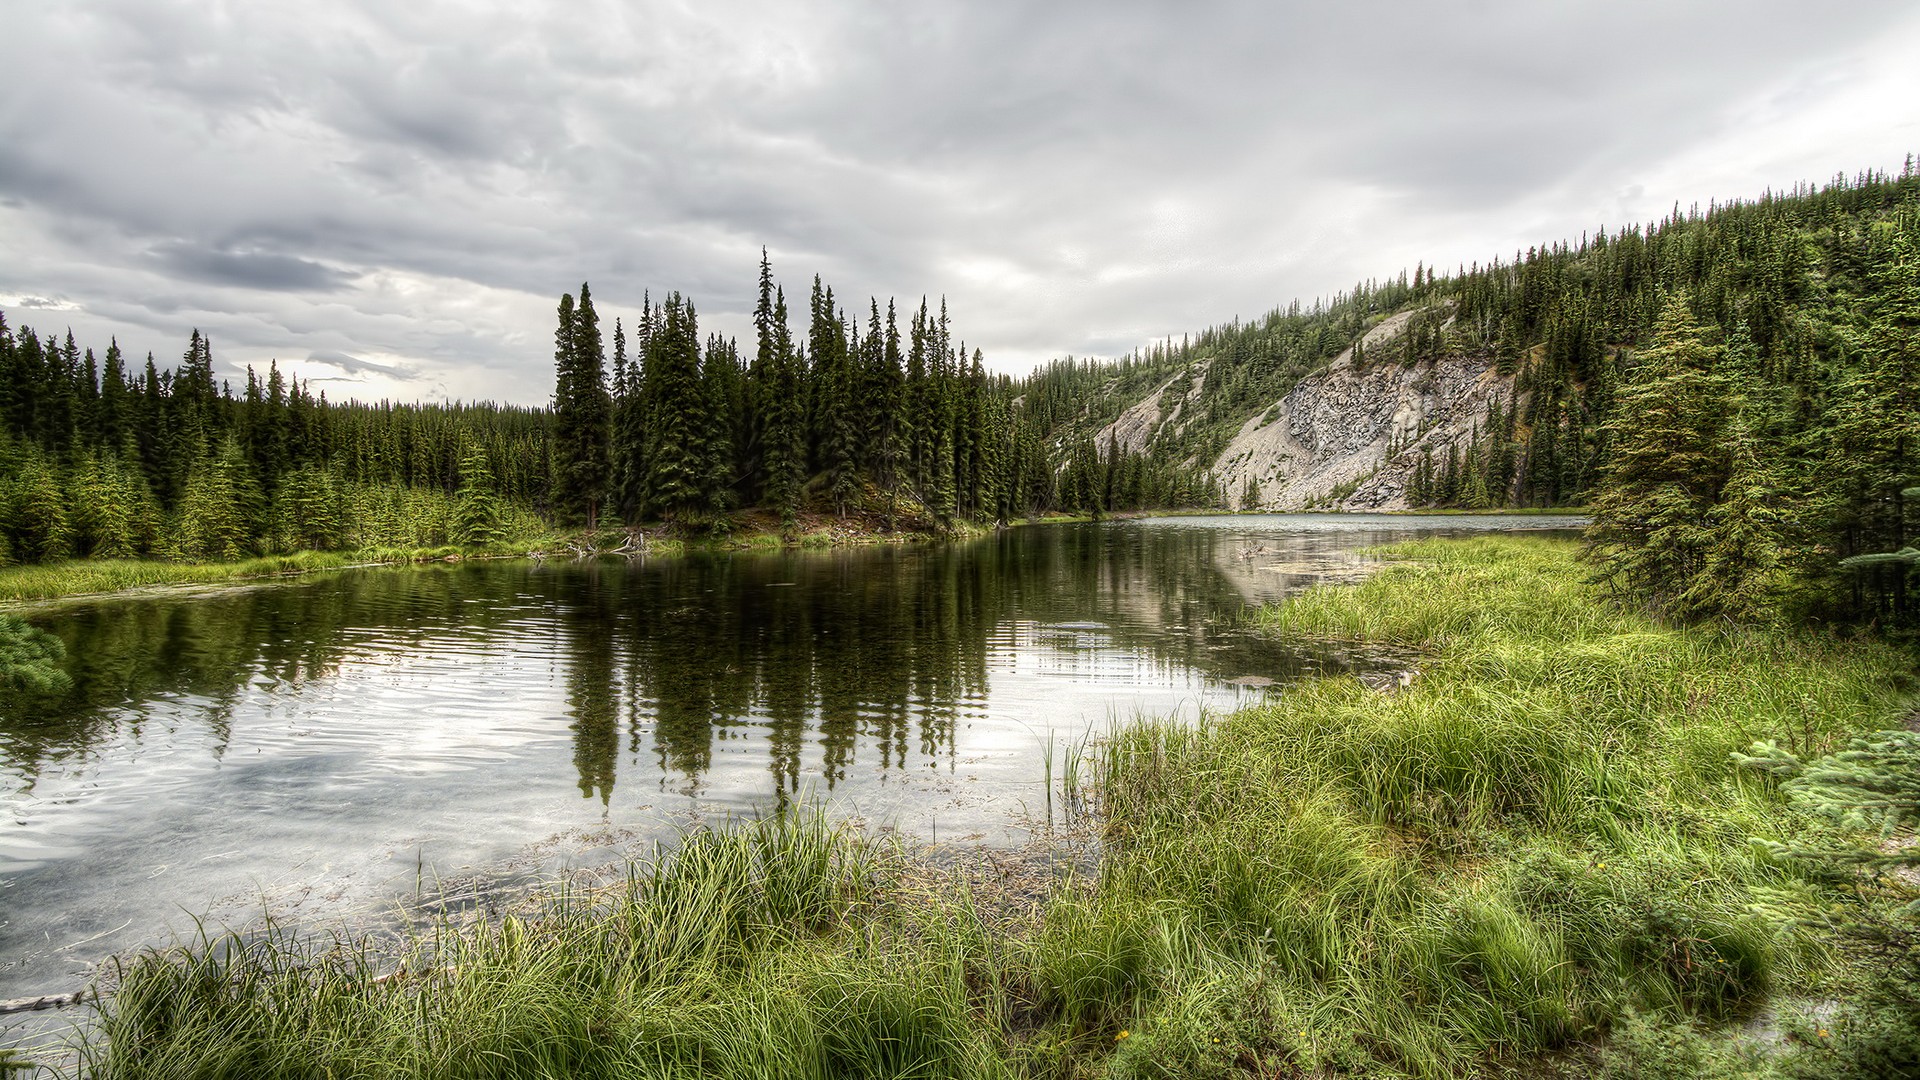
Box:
<box><xmin>0</xmin><ymin>544</ymin><xmax>547</xmax><ymax>607</ymax></box>
<box><xmin>0</xmin><ymin>513</ymin><xmax>974</xmax><ymax>607</ymax></box>
<box><xmin>0</xmin><ymin>508</ymin><xmax>1584</xmax><ymax>608</ymax></box>
<box><xmin>36</xmin><ymin>536</ymin><xmax>1920</xmax><ymax>1078</ymax></box>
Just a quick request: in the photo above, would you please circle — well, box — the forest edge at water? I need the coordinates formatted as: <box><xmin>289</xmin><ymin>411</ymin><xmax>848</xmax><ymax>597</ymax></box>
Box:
<box><xmin>0</xmin><ymin>505</ymin><xmax>1593</xmax><ymax>608</ymax></box>
<box><xmin>0</xmin><ymin>506</ymin><xmax>990</xmax><ymax>607</ymax></box>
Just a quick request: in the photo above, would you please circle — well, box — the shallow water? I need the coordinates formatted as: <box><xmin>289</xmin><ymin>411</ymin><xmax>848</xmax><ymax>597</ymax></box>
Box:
<box><xmin>0</xmin><ymin>513</ymin><xmax>1581</xmax><ymax>1016</ymax></box>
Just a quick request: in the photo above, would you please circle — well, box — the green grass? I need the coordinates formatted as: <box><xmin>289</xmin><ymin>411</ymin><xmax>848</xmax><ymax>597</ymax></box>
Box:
<box><xmin>0</xmin><ymin>542</ymin><xmax>549</xmax><ymax>605</ymax></box>
<box><xmin>58</xmin><ymin>536</ymin><xmax>1917</xmax><ymax>1078</ymax></box>
<box><xmin>1093</xmin><ymin>536</ymin><xmax>1909</xmax><ymax>1072</ymax></box>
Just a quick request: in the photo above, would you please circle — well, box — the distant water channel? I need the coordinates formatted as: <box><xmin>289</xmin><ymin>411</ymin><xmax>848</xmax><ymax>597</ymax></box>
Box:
<box><xmin>1</xmin><ymin>513</ymin><xmax>1581</xmax><ymax>1012</ymax></box>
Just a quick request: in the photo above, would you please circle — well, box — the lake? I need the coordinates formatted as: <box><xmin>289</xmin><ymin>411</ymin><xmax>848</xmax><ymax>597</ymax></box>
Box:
<box><xmin>0</xmin><ymin>513</ymin><xmax>1582</xmax><ymax>1020</ymax></box>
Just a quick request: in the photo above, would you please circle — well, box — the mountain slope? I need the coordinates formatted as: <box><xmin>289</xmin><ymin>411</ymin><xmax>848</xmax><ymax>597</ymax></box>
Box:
<box><xmin>1090</xmin><ymin>305</ymin><xmax>1523</xmax><ymax>510</ymax></box>
<box><xmin>1042</xmin><ymin>164</ymin><xmax>1919</xmax><ymax>526</ymax></box>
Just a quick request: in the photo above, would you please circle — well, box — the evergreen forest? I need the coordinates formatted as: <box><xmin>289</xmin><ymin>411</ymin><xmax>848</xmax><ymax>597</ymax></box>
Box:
<box><xmin>0</xmin><ymin>254</ymin><xmax>1221</xmax><ymax>571</ymax></box>
<box><xmin>5</xmin><ymin>166</ymin><xmax>1920</xmax><ymax>629</ymax></box>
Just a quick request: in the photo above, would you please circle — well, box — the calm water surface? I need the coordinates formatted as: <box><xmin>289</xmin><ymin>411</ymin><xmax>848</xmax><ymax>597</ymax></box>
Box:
<box><xmin>1</xmin><ymin>514</ymin><xmax>1581</xmax><ymax>1012</ymax></box>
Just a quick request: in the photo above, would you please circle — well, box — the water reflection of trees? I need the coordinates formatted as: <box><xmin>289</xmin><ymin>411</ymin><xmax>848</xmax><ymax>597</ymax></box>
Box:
<box><xmin>546</xmin><ymin>526</ymin><xmax>1353</xmax><ymax>804</ymax></box>
<box><xmin>3</xmin><ymin>568</ymin><xmax>521</xmax><ymax>783</ymax></box>
<box><xmin>3</xmin><ymin>523</ymin><xmax>1357</xmax><ymax>802</ymax></box>
<box><xmin>550</xmin><ymin>546</ymin><xmax>993</xmax><ymax>803</ymax></box>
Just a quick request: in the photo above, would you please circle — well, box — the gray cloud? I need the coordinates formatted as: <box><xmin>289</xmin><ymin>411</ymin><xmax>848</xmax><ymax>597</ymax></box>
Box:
<box><xmin>1</xmin><ymin>1</ymin><xmax>1916</xmax><ymax>404</ymax></box>
<box><xmin>307</xmin><ymin>349</ymin><xmax>410</xmax><ymax>377</ymax></box>
<box><xmin>151</xmin><ymin>244</ymin><xmax>357</xmax><ymax>292</ymax></box>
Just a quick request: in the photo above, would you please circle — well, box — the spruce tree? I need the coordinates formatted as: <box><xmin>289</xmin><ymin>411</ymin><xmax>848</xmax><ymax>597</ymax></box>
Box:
<box><xmin>613</xmin><ymin>308</ymin><xmax>652</xmax><ymax>523</ymax></box>
<box><xmin>905</xmin><ymin>300</ymin><xmax>930</xmax><ymax>495</ymax></box>
<box><xmin>71</xmin><ymin>452</ymin><xmax>140</xmax><ymax>559</ymax></box>
<box><xmin>274</xmin><ymin>466</ymin><xmax>343</xmax><ymax>552</ymax></box>
<box><xmin>699</xmin><ymin>334</ymin><xmax>740</xmax><ymax>513</ymax></box>
<box><xmin>173</xmin><ymin>441</ymin><xmax>255</xmax><ymax>561</ymax></box>
<box><xmin>815</xmin><ymin>299</ymin><xmax>859</xmax><ymax>516</ymax></box>
<box><xmin>99</xmin><ymin>338</ymin><xmax>128</xmax><ymax>451</ymax></box>
<box><xmin>1585</xmin><ymin>294</ymin><xmax>1734</xmax><ymax>616</ymax></box>
<box><xmin>452</xmin><ymin>444</ymin><xmax>506</xmax><ymax>546</ymax></box>
<box><xmin>741</xmin><ymin>250</ymin><xmax>776</xmax><ymax>505</ymax></box>
<box><xmin>1822</xmin><ymin>231</ymin><xmax>1920</xmax><ymax>619</ymax></box>
<box><xmin>551</xmin><ymin>285</ymin><xmax>612</xmax><ymax>527</ymax></box>
<box><xmin>642</xmin><ymin>294</ymin><xmax>707</xmax><ymax>520</ymax></box>
<box><xmin>8</xmin><ymin>448</ymin><xmax>72</xmax><ymax>562</ymax></box>
<box><xmin>0</xmin><ymin>614</ymin><xmax>69</xmax><ymax>695</ymax></box>
<box><xmin>875</xmin><ymin>300</ymin><xmax>904</xmax><ymax>489</ymax></box>
<box><xmin>762</xmin><ymin>288</ymin><xmax>806</xmax><ymax>524</ymax></box>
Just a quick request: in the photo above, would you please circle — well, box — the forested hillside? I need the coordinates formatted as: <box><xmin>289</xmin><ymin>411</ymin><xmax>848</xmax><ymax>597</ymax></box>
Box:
<box><xmin>1060</xmin><ymin>163</ymin><xmax>1920</xmax><ymax>624</ymax></box>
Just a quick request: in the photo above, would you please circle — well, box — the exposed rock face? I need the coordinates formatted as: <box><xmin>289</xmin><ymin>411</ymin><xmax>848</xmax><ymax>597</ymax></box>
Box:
<box><xmin>1095</xmin><ymin>362</ymin><xmax>1210</xmax><ymax>456</ymax></box>
<box><xmin>1087</xmin><ymin>303</ymin><xmax>1514</xmax><ymax>511</ymax></box>
<box><xmin>1215</xmin><ymin>352</ymin><xmax>1514</xmax><ymax>511</ymax></box>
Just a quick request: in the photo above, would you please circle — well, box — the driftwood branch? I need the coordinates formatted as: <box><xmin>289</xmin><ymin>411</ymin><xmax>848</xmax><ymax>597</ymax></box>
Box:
<box><xmin>0</xmin><ymin>989</ymin><xmax>92</xmax><ymax>1015</ymax></box>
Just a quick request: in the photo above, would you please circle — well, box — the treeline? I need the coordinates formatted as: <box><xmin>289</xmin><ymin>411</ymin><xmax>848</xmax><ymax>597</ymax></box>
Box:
<box><xmin>543</xmin><ymin>252</ymin><xmax>1221</xmax><ymax>530</ymax></box>
<box><xmin>0</xmin><ymin>320</ymin><xmax>545</xmax><ymax>564</ymax></box>
<box><xmin>0</xmin><ymin>254</ymin><xmax>1223</xmax><ymax>568</ymax></box>
<box><xmin>1402</xmin><ymin>170</ymin><xmax>1917</xmax><ymax>511</ymax></box>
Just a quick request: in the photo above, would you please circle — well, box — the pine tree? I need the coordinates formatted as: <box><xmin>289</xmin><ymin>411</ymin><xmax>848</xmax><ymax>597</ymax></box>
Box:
<box><xmin>762</xmin><ymin>288</ymin><xmax>806</xmax><ymax>525</ymax></box>
<box><xmin>642</xmin><ymin>294</ymin><xmax>707</xmax><ymax>520</ymax></box>
<box><xmin>1586</xmin><ymin>294</ymin><xmax>1734</xmax><ymax>616</ymax></box>
<box><xmin>551</xmin><ymin>285</ymin><xmax>611</xmax><ymax>527</ymax></box>
<box><xmin>452</xmin><ymin>444</ymin><xmax>506</xmax><ymax>546</ymax></box>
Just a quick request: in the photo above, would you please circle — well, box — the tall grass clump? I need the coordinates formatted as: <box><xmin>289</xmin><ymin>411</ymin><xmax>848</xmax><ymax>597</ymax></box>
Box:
<box><xmin>1084</xmin><ymin>536</ymin><xmax>1913</xmax><ymax>1075</ymax></box>
<box><xmin>86</xmin><ymin>811</ymin><xmax>1011</xmax><ymax>1080</ymax></box>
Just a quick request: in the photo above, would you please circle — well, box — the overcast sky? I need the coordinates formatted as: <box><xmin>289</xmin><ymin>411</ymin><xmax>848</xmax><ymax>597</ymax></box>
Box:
<box><xmin>3</xmin><ymin>2</ymin><xmax>1917</xmax><ymax>405</ymax></box>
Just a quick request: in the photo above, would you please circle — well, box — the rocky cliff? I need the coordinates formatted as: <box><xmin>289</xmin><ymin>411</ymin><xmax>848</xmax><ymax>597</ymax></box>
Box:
<box><xmin>1213</xmin><ymin>351</ymin><xmax>1513</xmax><ymax>510</ymax></box>
<box><xmin>1093</xmin><ymin>307</ymin><xmax>1519</xmax><ymax>511</ymax></box>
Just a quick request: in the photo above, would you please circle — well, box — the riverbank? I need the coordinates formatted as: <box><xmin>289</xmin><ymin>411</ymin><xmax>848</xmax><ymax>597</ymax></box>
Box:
<box><xmin>39</xmin><ymin>536</ymin><xmax>1917</xmax><ymax>1078</ymax></box>
<box><xmin>0</xmin><ymin>543</ymin><xmax>550</xmax><ymax>606</ymax></box>
<box><xmin>0</xmin><ymin>509</ymin><xmax>984</xmax><ymax>607</ymax></box>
